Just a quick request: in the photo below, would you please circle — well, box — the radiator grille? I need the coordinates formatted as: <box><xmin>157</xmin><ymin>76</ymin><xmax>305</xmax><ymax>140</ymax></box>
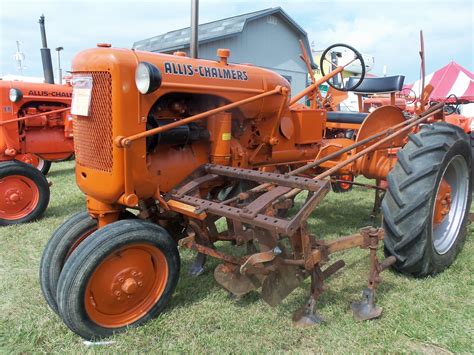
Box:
<box><xmin>73</xmin><ymin>72</ymin><xmax>113</xmax><ymax>172</ymax></box>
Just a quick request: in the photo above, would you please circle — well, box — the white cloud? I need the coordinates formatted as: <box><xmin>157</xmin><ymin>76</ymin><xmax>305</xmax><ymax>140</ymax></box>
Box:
<box><xmin>1</xmin><ymin>0</ymin><xmax>472</xmax><ymax>83</ymax></box>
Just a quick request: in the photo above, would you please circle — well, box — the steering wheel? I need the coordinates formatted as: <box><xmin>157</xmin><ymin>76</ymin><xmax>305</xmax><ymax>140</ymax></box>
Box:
<box><xmin>319</xmin><ymin>43</ymin><xmax>366</xmax><ymax>92</ymax></box>
<box><xmin>397</xmin><ymin>87</ymin><xmax>417</xmax><ymax>104</ymax></box>
<box><xmin>443</xmin><ymin>94</ymin><xmax>460</xmax><ymax>115</ymax></box>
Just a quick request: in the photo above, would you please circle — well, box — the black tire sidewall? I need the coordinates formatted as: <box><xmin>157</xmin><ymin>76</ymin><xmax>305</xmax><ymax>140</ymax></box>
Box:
<box><xmin>57</xmin><ymin>220</ymin><xmax>180</xmax><ymax>340</ymax></box>
<box><xmin>0</xmin><ymin>161</ymin><xmax>50</xmax><ymax>225</ymax></box>
<box><xmin>39</xmin><ymin>159</ymin><xmax>52</xmax><ymax>175</ymax></box>
<box><xmin>40</xmin><ymin>211</ymin><xmax>97</xmax><ymax>314</ymax></box>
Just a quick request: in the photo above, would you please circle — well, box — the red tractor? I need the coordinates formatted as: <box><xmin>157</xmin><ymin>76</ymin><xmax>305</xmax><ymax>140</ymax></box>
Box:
<box><xmin>0</xmin><ymin>16</ymin><xmax>74</xmax><ymax>225</ymax></box>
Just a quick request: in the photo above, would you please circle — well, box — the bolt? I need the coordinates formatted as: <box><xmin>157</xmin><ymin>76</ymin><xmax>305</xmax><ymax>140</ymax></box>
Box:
<box><xmin>131</xmin><ymin>271</ymin><xmax>138</xmax><ymax>277</ymax></box>
<box><xmin>137</xmin><ymin>272</ymin><xmax>143</xmax><ymax>277</ymax></box>
<box><xmin>118</xmin><ymin>277</ymin><xmax>125</xmax><ymax>283</ymax></box>
<box><xmin>114</xmin><ymin>291</ymin><xmax>121</xmax><ymax>297</ymax></box>
<box><xmin>137</xmin><ymin>281</ymin><xmax>143</xmax><ymax>287</ymax></box>
<box><xmin>9</xmin><ymin>193</ymin><xmax>20</xmax><ymax>202</ymax></box>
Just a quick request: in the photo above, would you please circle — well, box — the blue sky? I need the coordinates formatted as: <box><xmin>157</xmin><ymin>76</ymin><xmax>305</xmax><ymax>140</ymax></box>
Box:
<box><xmin>1</xmin><ymin>0</ymin><xmax>472</xmax><ymax>83</ymax></box>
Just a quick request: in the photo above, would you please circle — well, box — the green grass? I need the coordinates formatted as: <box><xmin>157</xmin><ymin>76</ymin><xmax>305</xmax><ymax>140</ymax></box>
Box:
<box><xmin>1</xmin><ymin>160</ymin><xmax>473</xmax><ymax>353</ymax></box>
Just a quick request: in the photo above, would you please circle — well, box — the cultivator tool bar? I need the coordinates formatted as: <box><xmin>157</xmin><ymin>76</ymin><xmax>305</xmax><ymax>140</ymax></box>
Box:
<box><xmin>170</xmin><ymin>163</ymin><xmax>395</xmax><ymax>322</ymax></box>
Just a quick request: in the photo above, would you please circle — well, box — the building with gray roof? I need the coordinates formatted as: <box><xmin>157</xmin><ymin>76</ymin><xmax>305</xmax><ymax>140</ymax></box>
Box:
<box><xmin>133</xmin><ymin>7</ymin><xmax>316</xmax><ymax>97</ymax></box>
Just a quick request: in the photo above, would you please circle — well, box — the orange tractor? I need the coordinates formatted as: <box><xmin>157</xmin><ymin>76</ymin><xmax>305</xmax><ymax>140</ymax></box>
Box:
<box><xmin>0</xmin><ymin>16</ymin><xmax>74</xmax><ymax>225</ymax></box>
<box><xmin>40</xmin><ymin>42</ymin><xmax>472</xmax><ymax>340</ymax></box>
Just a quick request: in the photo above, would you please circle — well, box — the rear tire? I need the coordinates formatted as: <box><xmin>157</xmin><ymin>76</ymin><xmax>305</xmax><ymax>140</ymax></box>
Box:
<box><xmin>0</xmin><ymin>161</ymin><xmax>50</xmax><ymax>226</ymax></box>
<box><xmin>382</xmin><ymin>123</ymin><xmax>472</xmax><ymax>277</ymax></box>
<box><xmin>37</xmin><ymin>158</ymin><xmax>52</xmax><ymax>175</ymax></box>
<box><xmin>56</xmin><ymin>220</ymin><xmax>180</xmax><ymax>340</ymax></box>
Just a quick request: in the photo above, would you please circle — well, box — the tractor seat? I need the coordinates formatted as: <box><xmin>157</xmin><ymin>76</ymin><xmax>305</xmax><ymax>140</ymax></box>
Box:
<box><xmin>346</xmin><ymin>75</ymin><xmax>405</xmax><ymax>94</ymax></box>
<box><xmin>326</xmin><ymin>111</ymin><xmax>368</xmax><ymax>124</ymax></box>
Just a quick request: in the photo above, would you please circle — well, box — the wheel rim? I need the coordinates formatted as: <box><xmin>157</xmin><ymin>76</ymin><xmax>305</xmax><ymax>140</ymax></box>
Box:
<box><xmin>85</xmin><ymin>243</ymin><xmax>168</xmax><ymax>328</ymax></box>
<box><xmin>432</xmin><ymin>155</ymin><xmax>469</xmax><ymax>255</ymax></box>
<box><xmin>0</xmin><ymin>174</ymin><xmax>40</xmax><ymax>220</ymax></box>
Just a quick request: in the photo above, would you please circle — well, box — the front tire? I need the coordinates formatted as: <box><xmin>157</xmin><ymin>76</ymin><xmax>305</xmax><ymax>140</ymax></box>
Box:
<box><xmin>40</xmin><ymin>210</ymin><xmax>137</xmax><ymax>314</ymax></box>
<box><xmin>382</xmin><ymin>123</ymin><xmax>472</xmax><ymax>277</ymax></box>
<box><xmin>0</xmin><ymin>161</ymin><xmax>50</xmax><ymax>226</ymax></box>
<box><xmin>56</xmin><ymin>220</ymin><xmax>180</xmax><ymax>340</ymax></box>
<box><xmin>40</xmin><ymin>211</ymin><xmax>98</xmax><ymax>314</ymax></box>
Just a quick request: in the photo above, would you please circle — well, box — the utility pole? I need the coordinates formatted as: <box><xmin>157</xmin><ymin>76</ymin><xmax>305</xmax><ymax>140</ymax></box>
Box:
<box><xmin>14</xmin><ymin>40</ymin><xmax>25</xmax><ymax>75</ymax></box>
<box><xmin>56</xmin><ymin>46</ymin><xmax>63</xmax><ymax>84</ymax></box>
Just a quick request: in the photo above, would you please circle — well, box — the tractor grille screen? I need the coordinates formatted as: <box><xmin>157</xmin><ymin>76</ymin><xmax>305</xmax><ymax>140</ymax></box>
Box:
<box><xmin>73</xmin><ymin>71</ymin><xmax>113</xmax><ymax>172</ymax></box>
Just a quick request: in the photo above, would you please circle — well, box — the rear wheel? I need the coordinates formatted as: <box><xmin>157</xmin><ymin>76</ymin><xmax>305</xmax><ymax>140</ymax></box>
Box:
<box><xmin>56</xmin><ymin>220</ymin><xmax>180</xmax><ymax>340</ymax></box>
<box><xmin>15</xmin><ymin>154</ymin><xmax>52</xmax><ymax>175</ymax></box>
<box><xmin>0</xmin><ymin>161</ymin><xmax>50</xmax><ymax>226</ymax></box>
<box><xmin>382</xmin><ymin>123</ymin><xmax>472</xmax><ymax>277</ymax></box>
<box><xmin>36</xmin><ymin>158</ymin><xmax>52</xmax><ymax>175</ymax></box>
<box><xmin>40</xmin><ymin>210</ymin><xmax>136</xmax><ymax>314</ymax></box>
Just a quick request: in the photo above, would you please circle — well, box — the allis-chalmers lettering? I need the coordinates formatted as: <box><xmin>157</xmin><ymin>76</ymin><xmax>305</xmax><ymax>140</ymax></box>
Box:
<box><xmin>28</xmin><ymin>90</ymin><xmax>72</xmax><ymax>98</ymax></box>
<box><xmin>164</xmin><ymin>62</ymin><xmax>248</xmax><ymax>81</ymax></box>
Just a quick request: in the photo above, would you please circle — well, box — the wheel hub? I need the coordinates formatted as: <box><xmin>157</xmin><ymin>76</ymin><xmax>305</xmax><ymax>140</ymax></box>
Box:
<box><xmin>110</xmin><ymin>269</ymin><xmax>144</xmax><ymax>300</ymax></box>
<box><xmin>0</xmin><ymin>175</ymin><xmax>39</xmax><ymax>220</ymax></box>
<box><xmin>433</xmin><ymin>179</ymin><xmax>452</xmax><ymax>225</ymax></box>
<box><xmin>85</xmin><ymin>244</ymin><xmax>168</xmax><ymax>328</ymax></box>
<box><xmin>6</xmin><ymin>189</ymin><xmax>22</xmax><ymax>203</ymax></box>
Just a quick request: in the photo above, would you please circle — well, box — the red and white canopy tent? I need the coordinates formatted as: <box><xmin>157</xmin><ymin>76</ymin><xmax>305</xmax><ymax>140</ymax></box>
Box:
<box><xmin>404</xmin><ymin>61</ymin><xmax>474</xmax><ymax>103</ymax></box>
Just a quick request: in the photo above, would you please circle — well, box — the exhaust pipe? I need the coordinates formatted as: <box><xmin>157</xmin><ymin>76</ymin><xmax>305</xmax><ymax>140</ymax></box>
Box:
<box><xmin>190</xmin><ymin>0</ymin><xmax>199</xmax><ymax>58</ymax></box>
<box><xmin>38</xmin><ymin>14</ymin><xmax>54</xmax><ymax>84</ymax></box>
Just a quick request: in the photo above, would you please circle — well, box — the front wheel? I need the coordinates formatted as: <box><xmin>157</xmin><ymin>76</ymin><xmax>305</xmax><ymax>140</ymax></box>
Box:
<box><xmin>56</xmin><ymin>220</ymin><xmax>180</xmax><ymax>340</ymax></box>
<box><xmin>40</xmin><ymin>210</ymin><xmax>137</xmax><ymax>314</ymax></box>
<box><xmin>0</xmin><ymin>161</ymin><xmax>50</xmax><ymax>226</ymax></box>
<box><xmin>382</xmin><ymin>123</ymin><xmax>472</xmax><ymax>277</ymax></box>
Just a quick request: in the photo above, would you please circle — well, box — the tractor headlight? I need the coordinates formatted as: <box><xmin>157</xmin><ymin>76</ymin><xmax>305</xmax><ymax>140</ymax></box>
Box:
<box><xmin>135</xmin><ymin>62</ymin><xmax>162</xmax><ymax>94</ymax></box>
<box><xmin>9</xmin><ymin>88</ymin><xmax>23</xmax><ymax>102</ymax></box>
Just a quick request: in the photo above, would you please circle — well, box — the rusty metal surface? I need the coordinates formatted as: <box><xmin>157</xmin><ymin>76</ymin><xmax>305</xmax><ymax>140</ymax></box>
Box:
<box><xmin>261</xmin><ymin>264</ymin><xmax>305</xmax><ymax>307</ymax></box>
<box><xmin>204</xmin><ymin>164</ymin><xmax>327</xmax><ymax>192</ymax></box>
<box><xmin>351</xmin><ymin>288</ymin><xmax>383</xmax><ymax>321</ymax></box>
<box><xmin>214</xmin><ymin>264</ymin><xmax>264</xmax><ymax>296</ymax></box>
<box><xmin>170</xmin><ymin>165</ymin><xmax>330</xmax><ymax>236</ymax></box>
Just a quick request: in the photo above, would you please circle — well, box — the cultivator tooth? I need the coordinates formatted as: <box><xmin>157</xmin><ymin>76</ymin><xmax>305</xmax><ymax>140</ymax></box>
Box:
<box><xmin>261</xmin><ymin>264</ymin><xmax>305</xmax><ymax>307</ymax></box>
<box><xmin>188</xmin><ymin>253</ymin><xmax>207</xmax><ymax>277</ymax></box>
<box><xmin>171</xmin><ymin>165</ymin><xmax>399</xmax><ymax>326</ymax></box>
<box><xmin>292</xmin><ymin>265</ymin><xmax>325</xmax><ymax>327</ymax></box>
<box><xmin>351</xmin><ymin>288</ymin><xmax>382</xmax><ymax>321</ymax></box>
<box><xmin>351</xmin><ymin>227</ymin><xmax>396</xmax><ymax>321</ymax></box>
<box><xmin>214</xmin><ymin>263</ymin><xmax>265</xmax><ymax>297</ymax></box>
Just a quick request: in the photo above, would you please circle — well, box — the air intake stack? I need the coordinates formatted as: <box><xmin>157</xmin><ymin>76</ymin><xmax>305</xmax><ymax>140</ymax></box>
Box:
<box><xmin>38</xmin><ymin>14</ymin><xmax>54</xmax><ymax>84</ymax></box>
